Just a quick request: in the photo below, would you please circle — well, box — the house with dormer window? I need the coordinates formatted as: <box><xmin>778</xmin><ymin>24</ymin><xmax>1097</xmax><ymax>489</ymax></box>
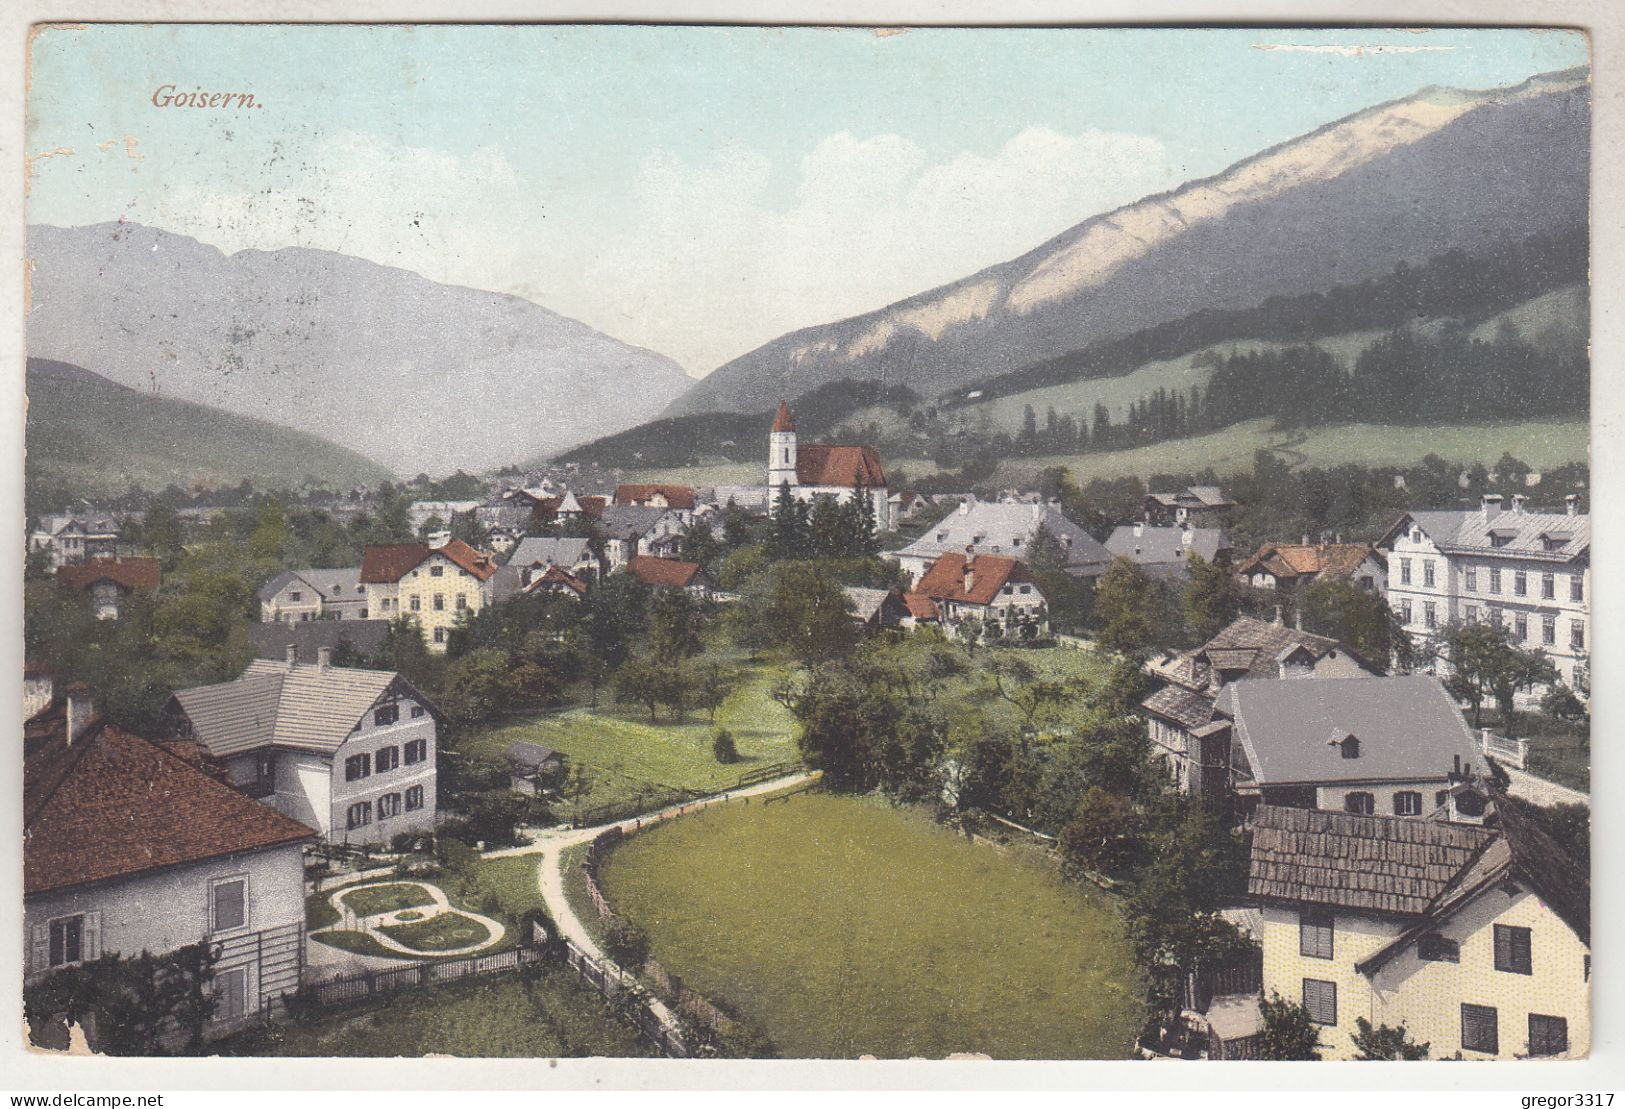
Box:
<box><xmin>359</xmin><ymin>539</ymin><xmax>498</xmax><ymax>651</ymax></box>
<box><xmin>161</xmin><ymin>648</ymin><xmax>440</xmax><ymax>846</ymax></box>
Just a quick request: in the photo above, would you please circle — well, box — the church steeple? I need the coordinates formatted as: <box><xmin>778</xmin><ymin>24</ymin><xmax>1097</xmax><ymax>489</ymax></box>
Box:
<box><xmin>768</xmin><ymin>400</ymin><xmax>798</xmax><ymax>488</ymax></box>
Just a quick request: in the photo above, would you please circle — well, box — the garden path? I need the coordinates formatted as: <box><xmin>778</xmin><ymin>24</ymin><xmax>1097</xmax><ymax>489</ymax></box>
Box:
<box><xmin>1504</xmin><ymin>765</ymin><xmax>1588</xmax><ymax>808</ymax></box>
<box><xmin>314</xmin><ymin>879</ymin><xmax>507</xmax><ymax>958</ymax></box>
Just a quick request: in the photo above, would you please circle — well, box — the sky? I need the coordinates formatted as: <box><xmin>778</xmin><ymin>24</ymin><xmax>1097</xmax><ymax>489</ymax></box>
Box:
<box><xmin>25</xmin><ymin>25</ymin><xmax>1589</xmax><ymax>377</ymax></box>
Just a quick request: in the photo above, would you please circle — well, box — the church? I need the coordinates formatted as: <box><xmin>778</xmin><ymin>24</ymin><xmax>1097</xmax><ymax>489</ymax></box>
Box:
<box><xmin>767</xmin><ymin>401</ymin><xmax>890</xmax><ymax>528</ymax></box>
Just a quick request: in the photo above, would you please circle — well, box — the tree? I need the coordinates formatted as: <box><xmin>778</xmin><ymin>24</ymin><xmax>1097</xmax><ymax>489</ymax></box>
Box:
<box><xmin>1184</xmin><ymin>552</ymin><xmax>1243</xmax><ymax>643</ymax></box>
<box><xmin>734</xmin><ymin>562</ymin><xmax>857</xmax><ymax>663</ymax></box>
<box><xmin>602</xmin><ymin>917</ymin><xmax>650</xmax><ymax>970</ymax></box>
<box><xmin>441</xmin><ymin>648</ymin><xmax>518</xmax><ymax>725</ymax></box>
<box><xmin>1058</xmin><ymin>788</ymin><xmax>1141</xmax><ymax>877</ymax></box>
<box><xmin>1301</xmin><ymin>579</ymin><xmax>1416</xmax><ymax>673</ymax></box>
<box><xmin>1257</xmin><ymin>993</ymin><xmax>1322</xmax><ymax>1060</ymax></box>
<box><xmin>712</xmin><ymin>728</ymin><xmax>739</xmax><ymax>764</ymax></box>
<box><xmin>648</xmin><ymin>589</ymin><xmax>704</xmax><ymax>665</ymax></box>
<box><xmin>1092</xmin><ymin>557</ymin><xmax>1158</xmax><ymax>653</ymax></box>
<box><xmin>1352</xmin><ymin>1018</ymin><xmax>1430</xmax><ymax>1060</ymax></box>
<box><xmin>1442</xmin><ymin>621</ymin><xmax>1559</xmax><ymax>727</ymax></box>
<box><xmin>613</xmin><ymin>655</ymin><xmax>670</xmax><ymax>722</ymax></box>
<box><xmin>25</xmin><ymin>942</ymin><xmax>220</xmax><ymax>1055</ymax></box>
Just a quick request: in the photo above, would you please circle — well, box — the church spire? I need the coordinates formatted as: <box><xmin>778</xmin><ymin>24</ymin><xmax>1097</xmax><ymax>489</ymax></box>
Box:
<box><xmin>772</xmin><ymin>400</ymin><xmax>796</xmax><ymax>433</ymax></box>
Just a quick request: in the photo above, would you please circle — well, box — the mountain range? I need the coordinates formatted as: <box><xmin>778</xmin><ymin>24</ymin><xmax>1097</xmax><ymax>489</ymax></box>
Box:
<box><xmin>667</xmin><ymin>67</ymin><xmax>1589</xmax><ymax>419</ymax></box>
<box><xmin>25</xmin><ymin>223</ymin><xmax>694</xmax><ymax>476</ymax></box>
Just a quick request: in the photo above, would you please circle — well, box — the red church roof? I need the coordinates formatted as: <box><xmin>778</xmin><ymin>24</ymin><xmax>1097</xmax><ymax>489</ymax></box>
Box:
<box><xmin>797</xmin><ymin>445</ymin><xmax>887</xmax><ymax>489</ymax></box>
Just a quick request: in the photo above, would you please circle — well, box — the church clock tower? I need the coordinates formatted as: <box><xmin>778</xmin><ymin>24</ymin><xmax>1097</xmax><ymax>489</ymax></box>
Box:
<box><xmin>768</xmin><ymin>400</ymin><xmax>799</xmax><ymax>489</ymax></box>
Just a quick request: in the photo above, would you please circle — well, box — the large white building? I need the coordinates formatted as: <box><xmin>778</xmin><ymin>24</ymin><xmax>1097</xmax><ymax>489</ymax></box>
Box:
<box><xmin>767</xmin><ymin>401</ymin><xmax>890</xmax><ymax>529</ymax></box>
<box><xmin>889</xmin><ymin>495</ymin><xmax>1112</xmax><ymax>586</ymax></box>
<box><xmin>1379</xmin><ymin>494</ymin><xmax>1589</xmax><ymax>692</ymax></box>
<box><xmin>162</xmin><ymin>649</ymin><xmax>440</xmax><ymax>847</ymax></box>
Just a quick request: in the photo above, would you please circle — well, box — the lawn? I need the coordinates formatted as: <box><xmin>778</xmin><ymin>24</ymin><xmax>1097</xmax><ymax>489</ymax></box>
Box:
<box><xmin>459</xmin><ymin>658</ymin><xmax>801</xmax><ymax>814</ymax></box>
<box><xmin>598</xmin><ymin>791</ymin><xmax>1146</xmax><ymax>1059</ymax></box>
<box><xmin>1477</xmin><ymin>708</ymin><xmax>1590</xmax><ymax>794</ymax></box>
<box><xmin>340</xmin><ymin>882</ymin><xmax>436</xmax><ymax>918</ymax></box>
<box><xmin>381</xmin><ymin>912</ymin><xmax>492</xmax><ymax>952</ymax></box>
<box><xmin>309</xmin><ymin>930</ymin><xmax>401</xmax><ymax>959</ymax></box>
<box><xmin>222</xmin><ymin>972</ymin><xmax>659</xmax><ymax>1057</ymax></box>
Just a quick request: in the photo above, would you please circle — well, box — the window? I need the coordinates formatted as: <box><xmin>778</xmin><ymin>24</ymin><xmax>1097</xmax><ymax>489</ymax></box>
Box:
<box><xmin>1542</xmin><ymin>573</ymin><xmax>1556</xmax><ymax>600</ymax></box>
<box><xmin>1490</xmin><ymin>567</ymin><xmax>1502</xmax><ymax>594</ymax></box>
<box><xmin>1514</xmin><ymin>571</ymin><xmax>1528</xmax><ymax>597</ymax></box>
<box><xmin>289</xmin><ymin>590</ymin><xmax>302</xmax><ymax>602</ymax></box>
<box><xmin>410</xmin><ymin>595</ymin><xmax>421</xmax><ymax>612</ymax></box>
<box><xmin>1464</xmin><ymin>605</ymin><xmax>1479</xmax><ymax>624</ymax></box>
<box><xmin>404</xmin><ymin>737</ymin><xmax>428</xmax><ymax>764</ymax></box>
<box><xmin>1423</xmin><ymin>561</ymin><xmax>1435</xmax><ymax>588</ymax></box>
<box><xmin>346</xmin><ymin>801</ymin><xmax>372</xmax><ymax>829</ymax></box>
<box><xmin>49</xmin><ymin>915</ymin><xmax>84</xmax><ymax>967</ymax></box>
<box><xmin>1464</xmin><ymin>567</ymin><xmax>1478</xmax><ymax>592</ymax></box>
<box><xmin>430</xmin><ymin>565</ymin><xmax>444</xmax><ymax>577</ymax></box>
<box><xmin>345</xmin><ymin>753</ymin><xmax>371</xmax><ymax>781</ymax></box>
<box><xmin>1423</xmin><ymin>602</ymin><xmax>1437</xmax><ymax>629</ymax></box>
<box><xmin>410</xmin><ymin>705</ymin><xmax>425</xmax><ymax>719</ymax></box>
<box><xmin>1418</xmin><ymin>933</ymin><xmax>1460</xmax><ymax>962</ymax></box>
<box><xmin>1399</xmin><ymin>599</ymin><xmax>1413</xmax><ymax>624</ymax></box>
<box><xmin>1494</xmin><ymin>924</ymin><xmax>1532</xmax><ymax>975</ymax></box>
<box><xmin>1344</xmin><ymin>791</ymin><xmax>1375</xmax><ymax>815</ymax></box>
<box><xmin>213</xmin><ymin>967</ymin><xmax>248</xmax><ymax>1023</ymax></box>
<box><xmin>1435</xmin><ymin>789</ymin><xmax>1451</xmax><ymax>809</ymax></box>
<box><xmin>1393</xmin><ymin>791</ymin><xmax>1422</xmax><ymax>816</ymax></box>
<box><xmin>1461</xmin><ymin>1004</ymin><xmax>1499</xmax><ymax>1054</ymax></box>
<box><xmin>433</xmin><ymin>627</ymin><xmax>446</xmax><ymax>644</ymax></box>
<box><xmin>1571</xmin><ymin>622</ymin><xmax>1585</xmax><ymax>651</ymax></box>
<box><xmin>378</xmin><ymin>793</ymin><xmax>402</xmax><ymax>819</ymax></box>
<box><xmin>1571</xmin><ymin>576</ymin><xmax>1584</xmax><ymax>603</ymax></box>
<box><xmin>433</xmin><ymin>593</ymin><xmax>445</xmax><ymax>611</ymax></box>
<box><xmin>1302</xmin><ymin>979</ymin><xmax>1337</xmax><ymax>1026</ymax></box>
<box><xmin>1528</xmin><ymin>1015</ymin><xmax>1568</xmax><ymax>1057</ymax></box>
<box><xmin>374</xmin><ymin>704</ymin><xmax>399</xmax><ymax>727</ymax></box>
<box><xmin>376</xmin><ymin>746</ymin><xmax>400</xmax><ymax>772</ymax></box>
<box><xmin>1542</xmin><ymin>614</ymin><xmax>1557</xmax><ymax>646</ymax></box>
<box><xmin>1399</xmin><ymin>559</ymin><xmax>1412</xmax><ymax>585</ymax></box>
<box><xmin>1299</xmin><ymin>909</ymin><xmax>1334</xmax><ymax>959</ymax></box>
<box><xmin>210</xmin><ymin>876</ymin><xmax>248</xmax><ymax>933</ymax></box>
<box><xmin>405</xmin><ymin>784</ymin><xmax>425</xmax><ymax>811</ymax></box>
<box><xmin>455</xmin><ymin>594</ymin><xmax>468</xmax><ymax>611</ymax></box>
<box><xmin>1514</xmin><ymin>613</ymin><xmax>1528</xmax><ymax>643</ymax></box>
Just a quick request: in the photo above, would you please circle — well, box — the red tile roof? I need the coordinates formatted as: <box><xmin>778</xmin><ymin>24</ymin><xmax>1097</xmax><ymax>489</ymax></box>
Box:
<box><xmin>903</xmin><ymin>593</ymin><xmax>940</xmax><ymax>621</ymax></box>
<box><xmin>525</xmin><ymin>565</ymin><xmax>589</xmax><ymax>597</ymax></box>
<box><xmin>1237</xmin><ymin>543</ymin><xmax>1377</xmax><ymax>583</ymax></box>
<box><xmin>24</xmin><ymin>719</ymin><xmax>315</xmax><ymax>897</ymax></box>
<box><xmin>797</xmin><ymin>445</ymin><xmax>887</xmax><ymax>489</ymax></box>
<box><xmin>55</xmin><ymin>557</ymin><xmax>160</xmax><ymax>593</ymax></box>
<box><xmin>772</xmin><ymin>400</ymin><xmax>796</xmax><ymax>433</ymax></box>
<box><xmin>360</xmin><ymin>539</ymin><xmax>496</xmax><ymax>583</ymax></box>
<box><xmin>626</xmin><ymin>556</ymin><xmax>705</xmax><ymax>589</ymax></box>
<box><xmin>613</xmin><ymin>483</ymin><xmax>698</xmax><ymax>510</ymax></box>
<box><xmin>911</xmin><ymin>552</ymin><xmax>1030</xmax><ymax>606</ymax></box>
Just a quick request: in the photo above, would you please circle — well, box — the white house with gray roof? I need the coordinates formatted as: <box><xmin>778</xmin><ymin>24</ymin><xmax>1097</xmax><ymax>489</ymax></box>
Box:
<box><xmin>888</xmin><ymin>496</ymin><xmax>1112</xmax><ymax>586</ymax></box>
<box><xmin>160</xmin><ymin>650</ymin><xmax>439</xmax><ymax>846</ymax></box>
<box><xmin>1211</xmin><ymin>674</ymin><xmax>1485</xmax><ymax>821</ymax></box>
<box><xmin>258</xmin><ymin>567</ymin><xmax>368</xmax><ymax>623</ymax></box>
<box><xmin>1379</xmin><ymin>494</ymin><xmax>1589</xmax><ymax>692</ymax></box>
<box><xmin>1105</xmin><ymin>521</ymin><xmax>1233</xmax><ymax>579</ymax></box>
<box><xmin>506</xmin><ymin>537</ymin><xmax>601</xmax><ymax>583</ymax></box>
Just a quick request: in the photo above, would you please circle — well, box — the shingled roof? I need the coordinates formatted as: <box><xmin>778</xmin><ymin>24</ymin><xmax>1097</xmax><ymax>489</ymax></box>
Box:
<box><xmin>168</xmin><ymin>659</ymin><xmax>427</xmax><ymax>758</ymax></box>
<box><xmin>1237</xmin><ymin>543</ymin><xmax>1379</xmax><ymax>583</ymax></box>
<box><xmin>1141</xmin><ymin>684</ymin><xmax>1217</xmax><ymax>730</ymax></box>
<box><xmin>24</xmin><ymin>719</ymin><xmax>315</xmax><ymax>897</ymax></box>
<box><xmin>1248</xmin><ymin>805</ymin><xmax>1494</xmax><ymax>917</ymax></box>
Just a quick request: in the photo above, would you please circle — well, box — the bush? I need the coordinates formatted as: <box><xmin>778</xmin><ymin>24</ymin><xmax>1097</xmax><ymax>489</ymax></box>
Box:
<box><xmin>602</xmin><ymin>916</ymin><xmax>651</xmax><ymax>969</ymax></box>
<box><xmin>1058</xmin><ymin>788</ymin><xmax>1141</xmax><ymax>878</ymax></box>
<box><xmin>713</xmin><ymin>728</ymin><xmax>739</xmax><ymax>764</ymax></box>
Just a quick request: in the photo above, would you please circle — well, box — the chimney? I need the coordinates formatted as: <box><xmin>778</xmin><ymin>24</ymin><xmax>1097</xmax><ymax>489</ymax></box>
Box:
<box><xmin>1295</xmin><ymin>605</ymin><xmax>1303</xmax><ymax>632</ymax></box>
<box><xmin>65</xmin><ymin>682</ymin><xmax>93</xmax><ymax>746</ymax></box>
<box><xmin>1511</xmin><ymin>494</ymin><xmax>1526</xmax><ymax>515</ymax></box>
<box><xmin>285</xmin><ymin>643</ymin><xmax>298</xmax><ymax>666</ymax></box>
<box><xmin>962</xmin><ymin>556</ymin><xmax>976</xmax><ymax>597</ymax></box>
<box><xmin>1272</xmin><ymin>605</ymin><xmax>1284</xmax><ymax>627</ymax></box>
<box><xmin>1566</xmin><ymin>494</ymin><xmax>1579</xmax><ymax>516</ymax></box>
<box><xmin>958</xmin><ymin>498</ymin><xmax>972</xmax><ymax>516</ymax></box>
<box><xmin>1181</xmin><ymin>528</ymin><xmax>1193</xmax><ymax>548</ymax></box>
<box><xmin>1133</xmin><ymin>522</ymin><xmax>1144</xmax><ymax>538</ymax></box>
<box><xmin>1301</xmin><ymin>534</ymin><xmax>1309</xmax><ymax>546</ymax></box>
<box><xmin>317</xmin><ymin>646</ymin><xmax>332</xmax><ymax>671</ymax></box>
<box><xmin>1481</xmin><ymin>493</ymin><xmax>1503</xmax><ymax>520</ymax></box>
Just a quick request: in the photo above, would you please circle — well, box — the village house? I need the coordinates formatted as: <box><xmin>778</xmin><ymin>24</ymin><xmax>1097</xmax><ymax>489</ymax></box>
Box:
<box><xmin>613</xmin><ymin>483</ymin><xmax>698</xmax><ymax>522</ymax></box>
<box><xmin>597</xmin><ymin>505</ymin><xmax>686</xmax><ymax>571</ymax></box>
<box><xmin>887</xmin><ymin>490</ymin><xmax>932</xmax><ymax>530</ymax></box>
<box><xmin>1141</xmin><ymin>614</ymin><xmax>1375</xmax><ymax>802</ymax></box>
<box><xmin>55</xmin><ymin>557</ymin><xmax>160</xmax><ymax>620</ymax></box>
<box><xmin>1105</xmin><ymin>521</ymin><xmax>1233</xmax><ymax>580</ymax></box>
<box><xmin>766</xmin><ymin>401</ymin><xmax>890</xmax><ymax>529</ymax></box>
<box><xmin>906</xmin><ymin>552</ymin><xmax>1048</xmax><ymax>641</ymax></box>
<box><xmin>247</xmin><ymin>619</ymin><xmax>392</xmax><ymax>666</ymax></box>
<box><xmin>506</xmin><ymin>536</ymin><xmax>602</xmax><ymax>583</ymax></box>
<box><xmin>407</xmin><ymin>499</ymin><xmax>481</xmax><ymax>535</ymax></box>
<box><xmin>699</xmin><ymin>484</ymin><xmax>773</xmax><ymax>516</ymax></box>
<box><xmin>162</xmin><ymin>648</ymin><xmax>440</xmax><ymax>846</ymax></box>
<box><xmin>359</xmin><ymin>539</ymin><xmax>498</xmax><ymax>650</ymax></box>
<box><xmin>1210</xmin><ymin>674</ymin><xmax>1485</xmax><ymax>820</ymax></box>
<box><xmin>843</xmin><ymin>586</ymin><xmax>913</xmax><ymax>630</ymax></box>
<box><xmin>29</xmin><ymin>512</ymin><xmax>122</xmax><ymax>569</ymax></box>
<box><xmin>890</xmin><ymin>496</ymin><xmax>1111</xmax><ymax>586</ymax></box>
<box><xmin>25</xmin><ymin>697</ymin><xmax>313</xmax><ymax>1030</ymax></box>
<box><xmin>625</xmin><ymin>555</ymin><xmax>713</xmax><ymax>599</ymax></box>
<box><xmin>1237</xmin><ymin>541</ymin><xmax>1387</xmax><ymax>595</ymax></box>
<box><xmin>507</xmin><ymin>741</ymin><xmax>568</xmax><ymax>797</ymax></box>
<box><xmin>521</xmin><ymin>564</ymin><xmax>591</xmax><ymax>600</ymax></box>
<box><xmin>257</xmin><ymin>567</ymin><xmax>368</xmax><ymax>623</ymax></box>
<box><xmin>1142</xmin><ymin>486</ymin><xmax>1236</xmax><ymax>527</ymax></box>
<box><xmin>1379</xmin><ymin>494</ymin><xmax>1590</xmax><ymax>693</ymax></box>
<box><xmin>1247</xmin><ymin>801</ymin><xmax>1588</xmax><ymax>1059</ymax></box>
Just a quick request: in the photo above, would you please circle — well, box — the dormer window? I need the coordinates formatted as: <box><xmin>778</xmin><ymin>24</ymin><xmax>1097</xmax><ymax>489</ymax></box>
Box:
<box><xmin>1338</xmin><ymin>734</ymin><xmax>1360</xmax><ymax>759</ymax></box>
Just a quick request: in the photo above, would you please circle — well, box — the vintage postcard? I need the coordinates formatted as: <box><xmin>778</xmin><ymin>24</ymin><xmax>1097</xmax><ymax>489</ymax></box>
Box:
<box><xmin>18</xmin><ymin>22</ymin><xmax>1592</xmax><ymax>1070</ymax></box>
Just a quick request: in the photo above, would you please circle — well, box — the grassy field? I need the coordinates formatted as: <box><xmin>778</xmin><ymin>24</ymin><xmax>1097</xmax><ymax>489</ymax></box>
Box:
<box><xmin>459</xmin><ymin>659</ymin><xmax>801</xmax><ymax>813</ymax></box>
<box><xmin>599</xmin><ymin>791</ymin><xmax>1145</xmax><ymax>1059</ymax></box>
<box><xmin>340</xmin><ymin>883</ymin><xmax>435</xmax><ymax>918</ymax></box>
<box><xmin>223</xmin><ymin>972</ymin><xmax>658</xmax><ymax>1058</ymax></box>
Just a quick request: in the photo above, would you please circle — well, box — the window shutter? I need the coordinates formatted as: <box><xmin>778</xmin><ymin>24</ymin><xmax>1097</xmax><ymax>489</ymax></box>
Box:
<box><xmin>1514</xmin><ymin>928</ymin><xmax>1532</xmax><ymax>973</ymax></box>
<box><xmin>30</xmin><ymin>923</ymin><xmax>50</xmax><ymax>973</ymax></box>
<box><xmin>1494</xmin><ymin>925</ymin><xmax>1511</xmax><ymax>967</ymax></box>
<box><xmin>82</xmin><ymin>911</ymin><xmax>102</xmax><ymax>961</ymax></box>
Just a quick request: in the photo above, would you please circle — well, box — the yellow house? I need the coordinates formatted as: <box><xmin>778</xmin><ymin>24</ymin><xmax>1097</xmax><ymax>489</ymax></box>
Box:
<box><xmin>360</xmin><ymin>539</ymin><xmax>499</xmax><ymax>651</ymax></box>
<box><xmin>1249</xmin><ymin>802</ymin><xmax>1588</xmax><ymax>1059</ymax></box>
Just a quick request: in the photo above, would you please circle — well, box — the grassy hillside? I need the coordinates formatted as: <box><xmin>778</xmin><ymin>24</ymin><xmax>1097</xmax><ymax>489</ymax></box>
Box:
<box><xmin>26</xmin><ymin>358</ymin><xmax>396</xmax><ymax>498</ymax></box>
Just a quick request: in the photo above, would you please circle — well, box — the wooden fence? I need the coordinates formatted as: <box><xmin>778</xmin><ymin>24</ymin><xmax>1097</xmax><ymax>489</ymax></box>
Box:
<box><xmin>307</xmin><ymin>945</ymin><xmax>547</xmax><ymax>1008</ymax></box>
